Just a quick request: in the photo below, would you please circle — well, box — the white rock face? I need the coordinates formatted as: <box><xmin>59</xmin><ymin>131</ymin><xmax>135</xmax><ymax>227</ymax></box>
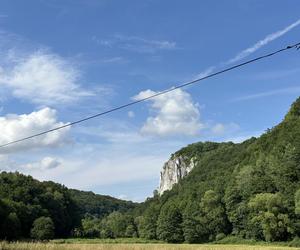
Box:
<box><xmin>158</xmin><ymin>155</ymin><xmax>196</xmax><ymax>195</ymax></box>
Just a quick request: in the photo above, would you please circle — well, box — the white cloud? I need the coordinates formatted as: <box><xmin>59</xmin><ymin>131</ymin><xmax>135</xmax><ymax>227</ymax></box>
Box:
<box><xmin>128</xmin><ymin>111</ymin><xmax>135</xmax><ymax>118</ymax></box>
<box><xmin>232</xmin><ymin>86</ymin><xmax>300</xmax><ymax>102</ymax></box>
<box><xmin>22</xmin><ymin>156</ymin><xmax>61</xmax><ymax>170</ymax></box>
<box><xmin>133</xmin><ymin>89</ymin><xmax>203</xmax><ymax>136</ymax></box>
<box><xmin>0</xmin><ymin>154</ymin><xmax>16</xmax><ymax>171</ymax></box>
<box><xmin>211</xmin><ymin>123</ymin><xmax>226</xmax><ymax>135</ymax></box>
<box><xmin>62</xmin><ymin>153</ymin><xmax>165</xmax><ymax>188</ymax></box>
<box><xmin>95</xmin><ymin>35</ymin><xmax>176</xmax><ymax>53</ymax></box>
<box><xmin>210</xmin><ymin>122</ymin><xmax>240</xmax><ymax>136</ymax></box>
<box><xmin>118</xmin><ymin>194</ymin><xmax>129</xmax><ymax>200</ymax></box>
<box><xmin>76</xmin><ymin>120</ymin><xmax>149</xmax><ymax>144</ymax></box>
<box><xmin>0</xmin><ymin>51</ymin><xmax>93</xmax><ymax>105</ymax></box>
<box><xmin>194</xmin><ymin>19</ymin><xmax>300</xmax><ymax>80</ymax></box>
<box><xmin>225</xmin><ymin>130</ymin><xmax>263</xmax><ymax>144</ymax></box>
<box><xmin>228</xmin><ymin>18</ymin><xmax>300</xmax><ymax>64</ymax></box>
<box><xmin>8</xmin><ymin>127</ymin><xmax>177</xmax><ymax>200</ymax></box>
<box><xmin>40</xmin><ymin>156</ymin><xmax>61</xmax><ymax>169</ymax></box>
<box><xmin>194</xmin><ymin>66</ymin><xmax>215</xmax><ymax>80</ymax></box>
<box><xmin>0</xmin><ymin>107</ymin><xmax>70</xmax><ymax>153</ymax></box>
<box><xmin>99</xmin><ymin>57</ymin><xmax>126</xmax><ymax>64</ymax></box>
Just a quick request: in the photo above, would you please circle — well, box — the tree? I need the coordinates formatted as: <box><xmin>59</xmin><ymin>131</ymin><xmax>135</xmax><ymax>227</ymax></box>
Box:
<box><xmin>138</xmin><ymin>204</ymin><xmax>160</xmax><ymax>240</ymax></box>
<box><xmin>199</xmin><ymin>190</ymin><xmax>230</xmax><ymax>241</ymax></box>
<box><xmin>125</xmin><ymin>224</ymin><xmax>137</xmax><ymax>237</ymax></box>
<box><xmin>224</xmin><ymin>185</ymin><xmax>249</xmax><ymax>237</ymax></box>
<box><xmin>157</xmin><ymin>201</ymin><xmax>184</xmax><ymax>243</ymax></box>
<box><xmin>30</xmin><ymin>216</ymin><xmax>55</xmax><ymax>240</ymax></box>
<box><xmin>106</xmin><ymin>212</ymin><xmax>126</xmax><ymax>238</ymax></box>
<box><xmin>102</xmin><ymin>211</ymin><xmax>135</xmax><ymax>238</ymax></box>
<box><xmin>1</xmin><ymin>212</ymin><xmax>21</xmax><ymax>240</ymax></box>
<box><xmin>248</xmin><ymin>193</ymin><xmax>293</xmax><ymax>241</ymax></box>
<box><xmin>81</xmin><ymin>216</ymin><xmax>101</xmax><ymax>238</ymax></box>
<box><xmin>295</xmin><ymin>189</ymin><xmax>300</xmax><ymax>215</ymax></box>
<box><xmin>295</xmin><ymin>189</ymin><xmax>300</xmax><ymax>236</ymax></box>
<box><xmin>182</xmin><ymin>201</ymin><xmax>206</xmax><ymax>243</ymax></box>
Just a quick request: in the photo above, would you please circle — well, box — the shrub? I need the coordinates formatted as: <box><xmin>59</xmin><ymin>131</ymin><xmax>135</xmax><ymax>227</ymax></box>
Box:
<box><xmin>216</xmin><ymin>233</ymin><xmax>226</xmax><ymax>241</ymax></box>
<box><xmin>30</xmin><ymin>216</ymin><xmax>55</xmax><ymax>240</ymax></box>
<box><xmin>289</xmin><ymin>237</ymin><xmax>300</xmax><ymax>247</ymax></box>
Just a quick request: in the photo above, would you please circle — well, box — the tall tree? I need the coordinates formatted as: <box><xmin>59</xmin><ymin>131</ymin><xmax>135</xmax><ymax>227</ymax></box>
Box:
<box><xmin>138</xmin><ymin>203</ymin><xmax>160</xmax><ymax>240</ymax></box>
<box><xmin>199</xmin><ymin>190</ymin><xmax>230</xmax><ymax>241</ymax></box>
<box><xmin>2</xmin><ymin>212</ymin><xmax>21</xmax><ymax>240</ymax></box>
<box><xmin>182</xmin><ymin>201</ymin><xmax>206</xmax><ymax>243</ymax></box>
<box><xmin>157</xmin><ymin>200</ymin><xmax>184</xmax><ymax>243</ymax></box>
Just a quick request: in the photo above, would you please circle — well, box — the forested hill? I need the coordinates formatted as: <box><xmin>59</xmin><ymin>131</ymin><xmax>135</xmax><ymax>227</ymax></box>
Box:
<box><xmin>130</xmin><ymin>97</ymin><xmax>300</xmax><ymax>243</ymax></box>
<box><xmin>69</xmin><ymin>189</ymin><xmax>136</xmax><ymax>216</ymax></box>
<box><xmin>0</xmin><ymin>172</ymin><xmax>136</xmax><ymax>239</ymax></box>
<box><xmin>1</xmin><ymin>97</ymin><xmax>300</xmax><ymax>243</ymax></box>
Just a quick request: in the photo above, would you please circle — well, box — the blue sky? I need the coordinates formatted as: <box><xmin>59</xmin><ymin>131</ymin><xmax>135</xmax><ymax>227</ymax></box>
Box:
<box><xmin>0</xmin><ymin>0</ymin><xmax>299</xmax><ymax>201</ymax></box>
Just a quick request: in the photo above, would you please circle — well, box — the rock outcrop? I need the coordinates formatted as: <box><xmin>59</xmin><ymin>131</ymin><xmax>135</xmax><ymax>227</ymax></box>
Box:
<box><xmin>158</xmin><ymin>155</ymin><xmax>196</xmax><ymax>195</ymax></box>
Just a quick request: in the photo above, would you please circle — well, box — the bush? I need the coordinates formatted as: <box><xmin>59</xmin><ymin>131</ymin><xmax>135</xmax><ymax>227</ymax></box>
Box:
<box><xmin>214</xmin><ymin>235</ymin><xmax>256</xmax><ymax>244</ymax></box>
<box><xmin>216</xmin><ymin>233</ymin><xmax>226</xmax><ymax>241</ymax></box>
<box><xmin>289</xmin><ymin>237</ymin><xmax>300</xmax><ymax>247</ymax></box>
<box><xmin>30</xmin><ymin>216</ymin><xmax>55</xmax><ymax>240</ymax></box>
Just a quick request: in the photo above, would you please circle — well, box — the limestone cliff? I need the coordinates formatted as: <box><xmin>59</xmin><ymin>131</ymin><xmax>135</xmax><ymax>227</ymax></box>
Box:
<box><xmin>158</xmin><ymin>155</ymin><xmax>196</xmax><ymax>195</ymax></box>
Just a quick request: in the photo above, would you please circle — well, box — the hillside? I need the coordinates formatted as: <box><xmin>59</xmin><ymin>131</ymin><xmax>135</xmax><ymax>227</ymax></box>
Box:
<box><xmin>0</xmin><ymin>172</ymin><xmax>136</xmax><ymax>239</ymax></box>
<box><xmin>68</xmin><ymin>97</ymin><xmax>300</xmax><ymax>244</ymax></box>
<box><xmin>131</xmin><ymin>97</ymin><xmax>300</xmax><ymax>243</ymax></box>
<box><xmin>69</xmin><ymin>189</ymin><xmax>136</xmax><ymax>219</ymax></box>
<box><xmin>0</xmin><ymin>97</ymin><xmax>299</xmax><ymax>243</ymax></box>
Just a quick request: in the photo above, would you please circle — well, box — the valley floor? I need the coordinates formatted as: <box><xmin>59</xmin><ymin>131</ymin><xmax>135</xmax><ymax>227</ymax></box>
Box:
<box><xmin>0</xmin><ymin>242</ymin><xmax>298</xmax><ymax>250</ymax></box>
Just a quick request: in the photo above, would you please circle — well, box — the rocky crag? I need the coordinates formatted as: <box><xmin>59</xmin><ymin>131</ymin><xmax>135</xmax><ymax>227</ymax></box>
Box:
<box><xmin>158</xmin><ymin>155</ymin><xmax>196</xmax><ymax>195</ymax></box>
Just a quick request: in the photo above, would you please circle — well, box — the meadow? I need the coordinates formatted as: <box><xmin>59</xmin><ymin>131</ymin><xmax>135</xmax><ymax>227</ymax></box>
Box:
<box><xmin>0</xmin><ymin>241</ymin><xmax>299</xmax><ymax>250</ymax></box>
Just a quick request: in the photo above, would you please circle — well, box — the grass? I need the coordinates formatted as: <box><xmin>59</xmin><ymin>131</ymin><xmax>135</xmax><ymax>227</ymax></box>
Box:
<box><xmin>0</xmin><ymin>241</ymin><xmax>299</xmax><ymax>250</ymax></box>
<box><xmin>52</xmin><ymin>238</ymin><xmax>163</xmax><ymax>244</ymax></box>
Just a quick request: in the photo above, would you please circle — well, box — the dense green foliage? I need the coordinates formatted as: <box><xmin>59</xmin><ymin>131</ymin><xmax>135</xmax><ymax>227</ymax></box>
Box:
<box><xmin>137</xmin><ymin>203</ymin><xmax>160</xmax><ymax>240</ymax></box>
<box><xmin>69</xmin><ymin>190</ymin><xmax>136</xmax><ymax>217</ymax></box>
<box><xmin>30</xmin><ymin>216</ymin><xmax>55</xmax><ymax>240</ymax></box>
<box><xmin>130</xmin><ymin>97</ymin><xmax>300</xmax><ymax>243</ymax></box>
<box><xmin>1</xmin><ymin>97</ymin><xmax>300</xmax><ymax>244</ymax></box>
<box><xmin>75</xmin><ymin>97</ymin><xmax>300</xmax><ymax>244</ymax></box>
<box><xmin>156</xmin><ymin>200</ymin><xmax>184</xmax><ymax>243</ymax></box>
<box><xmin>0</xmin><ymin>172</ymin><xmax>135</xmax><ymax>240</ymax></box>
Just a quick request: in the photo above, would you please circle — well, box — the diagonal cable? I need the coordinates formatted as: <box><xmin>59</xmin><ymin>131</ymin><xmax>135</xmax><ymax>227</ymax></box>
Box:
<box><xmin>0</xmin><ymin>42</ymin><xmax>299</xmax><ymax>148</ymax></box>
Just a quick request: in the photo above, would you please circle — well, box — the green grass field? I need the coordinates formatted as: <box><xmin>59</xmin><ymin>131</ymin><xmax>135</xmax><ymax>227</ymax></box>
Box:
<box><xmin>1</xmin><ymin>241</ymin><xmax>299</xmax><ymax>250</ymax></box>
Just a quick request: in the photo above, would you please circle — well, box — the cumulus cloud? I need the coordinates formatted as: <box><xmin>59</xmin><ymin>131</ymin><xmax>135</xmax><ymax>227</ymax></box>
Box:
<box><xmin>22</xmin><ymin>157</ymin><xmax>61</xmax><ymax>170</ymax></box>
<box><xmin>0</xmin><ymin>107</ymin><xmax>70</xmax><ymax>153</ymax></box>
<box><xmin>0</xmin><ymin>155</ymin><xmax>62</xmax><ymax>172</ymax></box>
<box><xmin>133</xmin><ymin>89</ymin><xmax>203</xmax><ymax>136</ymax></box>
<box><xmin>0</xmin><ymin>51</ymin><xmax>93</xmax><ymax>105</ymax></box>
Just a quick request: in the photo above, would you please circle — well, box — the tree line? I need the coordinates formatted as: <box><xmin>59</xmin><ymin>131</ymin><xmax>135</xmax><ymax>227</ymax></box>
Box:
<box><xmin>0</xmin><ymin>172</ymin><xmax>135</xmax><ymax>240</ymax></box>
<box><xmin>75</xmin><ymin>98</ymin><xmax>300</xmax><ymax>243</ymax></box>
<box><xmin>0</xmin><ymin>97</ymin><xmax>300</xmax><ymax>244</ymax></box>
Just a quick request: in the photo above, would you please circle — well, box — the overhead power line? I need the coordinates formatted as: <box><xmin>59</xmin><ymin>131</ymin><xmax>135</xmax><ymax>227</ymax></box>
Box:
<box><xmin>0</xmin><ymin>42</ymin><xmax>299</xmax><ymax>149</ymax></box>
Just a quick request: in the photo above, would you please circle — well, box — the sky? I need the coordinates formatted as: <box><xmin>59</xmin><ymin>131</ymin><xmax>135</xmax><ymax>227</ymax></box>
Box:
<box><xmin>0</xmin><ymin>0</ymin><xmax>299</xmax><ymax>202</ymax></box>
